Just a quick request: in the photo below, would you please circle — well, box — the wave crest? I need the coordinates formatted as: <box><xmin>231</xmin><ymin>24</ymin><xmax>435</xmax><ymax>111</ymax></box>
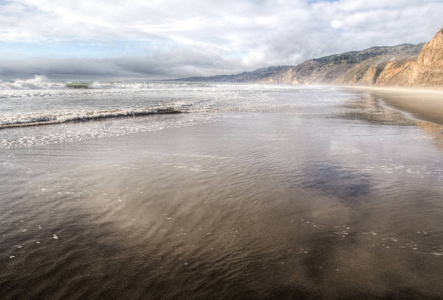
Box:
<box><xmin>0</xmin><ymin>107</ymin><xmax>184</xmax><ymax>129</ymax></box>
<box><xmin>0</xmin><ymin>75</ymin><xmax>66</xmax><ymax>90</ymax></box>
<box><xmin>0</xmin><ymin>75</ymin><xmax>217</xmax><ymax>91</ymax></box>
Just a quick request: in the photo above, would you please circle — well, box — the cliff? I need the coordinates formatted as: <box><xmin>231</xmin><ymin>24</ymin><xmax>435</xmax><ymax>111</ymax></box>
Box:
<box><xmin>178</xmin><ymin>27</ymin><xmax>443</xmax><ymax>87</ymax></box>
<box><xmin>410</xmin><ymin>28</ymin><xmax>443</xmax><ymax>86</ymax></box>
<box><xmin>289</xmin><ymin>44</ymin><xmax>422</xmax><ymax>85</ymax></box>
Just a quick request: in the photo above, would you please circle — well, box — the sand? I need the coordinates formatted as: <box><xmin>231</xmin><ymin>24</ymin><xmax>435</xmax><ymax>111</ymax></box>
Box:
<box><xmin>345</xmin><ymin>86</ymin><xmax>443</xmax><ymax>125</ymax></box>
<box><xmin>2</xmin><ymin>86</ymin><xmax>443</xmax><ymax>299</ymax></box>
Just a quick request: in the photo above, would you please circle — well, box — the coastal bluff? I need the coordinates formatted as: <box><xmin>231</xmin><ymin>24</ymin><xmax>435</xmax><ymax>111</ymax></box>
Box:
<box><xmin>179</xmin><ymin>27</ymin><xmax>443</xmax><ymax>87</ymax></box>
<box><xmin>412</xmin><ymin>28</ymin><xmax>443</xmax><ymax>86</ymax></box>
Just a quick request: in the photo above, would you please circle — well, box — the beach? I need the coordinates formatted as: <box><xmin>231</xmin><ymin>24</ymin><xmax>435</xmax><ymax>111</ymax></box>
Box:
<box><xmin>346</xmin><ymin>86</ymin><xmax>443</xmax><ymax>125</ymax></box>
<box><xmin>1</xmin><ymin>82</ymin><xmax>443</xmax><ymax>299</ymax></box>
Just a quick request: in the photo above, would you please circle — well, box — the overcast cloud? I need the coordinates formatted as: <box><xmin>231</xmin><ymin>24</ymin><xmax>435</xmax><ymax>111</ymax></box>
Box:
<box><xmin>0</xmin><ymin>0</ymin><xmax>442</xmax><ymax>79</ymax></box>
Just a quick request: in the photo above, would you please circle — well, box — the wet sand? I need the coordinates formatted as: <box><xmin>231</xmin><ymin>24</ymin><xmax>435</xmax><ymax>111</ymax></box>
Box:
<box><xmin>346</xmin><ymin>86</ymin><xmax>443</xmax><ymax>125</ymax></box>
<box><xmin>1</xmin><ymin>86</ymin><xmax>443</xmax><ymax>299</ymax></box>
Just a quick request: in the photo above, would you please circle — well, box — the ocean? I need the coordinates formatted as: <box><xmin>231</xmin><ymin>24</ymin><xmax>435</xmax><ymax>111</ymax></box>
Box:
<box><xmin>1</xmin><ymin>76</ymin><xmax>443</xmax><ymax>299</ymax></box>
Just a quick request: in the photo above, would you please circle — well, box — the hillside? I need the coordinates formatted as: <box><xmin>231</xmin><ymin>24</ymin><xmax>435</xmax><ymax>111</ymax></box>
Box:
<box><xmin>277</xmin><ymin>44</ymin><xmax>423</xmax><ymax>85</ymax></box>
<box><xmin>179</xmin><ymin>66</ymin><xmax>293</xmax><ymax>83</ymax></box>
<box><xmin>178</xmin><ymin>27</ymin><xmax>443</xmax><ymax>87</ymax></box>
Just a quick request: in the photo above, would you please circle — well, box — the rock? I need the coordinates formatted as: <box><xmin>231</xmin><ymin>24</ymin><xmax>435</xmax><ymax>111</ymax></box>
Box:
<box><xmin>410</xmin><ymin>28</ymin><xmax>443</xmax><ymax>86</ymax></box>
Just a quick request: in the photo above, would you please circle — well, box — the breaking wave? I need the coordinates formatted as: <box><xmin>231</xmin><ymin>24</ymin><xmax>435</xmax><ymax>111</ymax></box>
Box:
<box><xmin>0</xmin><ymin>75</ymin><xmax>66</xmax><ymax>90</ymax></box>
<box><xmin>0</xmin><ymin>107</ymin><xmax>184</xmax><ymax>129</ymax></box>
<box><xmin>0</xmin><ymin>75</ymin><xmax>210</xmax><ymax>90</ymax></box>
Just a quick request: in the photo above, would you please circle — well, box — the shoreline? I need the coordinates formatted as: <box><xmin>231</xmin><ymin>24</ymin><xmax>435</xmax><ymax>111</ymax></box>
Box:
<box><xmin>342</xmin><ymin>85</ymin><xmax>443</xmax><ymax>125</ymax></box>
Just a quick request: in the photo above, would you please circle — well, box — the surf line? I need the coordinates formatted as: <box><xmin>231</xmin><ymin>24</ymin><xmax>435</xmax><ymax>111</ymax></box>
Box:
<box><xmin>0</xmin><ymin>107</ymin><xmax>184</xmax><ymax>130</ymax></box>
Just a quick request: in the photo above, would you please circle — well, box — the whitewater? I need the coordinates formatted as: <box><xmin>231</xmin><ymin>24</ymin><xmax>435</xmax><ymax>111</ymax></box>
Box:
<box><xmin>0</xmin><ymin>75</ymin><xmax>341</xmax><ymax>148</ymax></box>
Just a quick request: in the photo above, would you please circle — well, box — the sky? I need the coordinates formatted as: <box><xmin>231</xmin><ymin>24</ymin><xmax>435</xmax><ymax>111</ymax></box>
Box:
<box><xmin>0</xmin><ymin>0</ymin><xmax>442</xmax><ymax>80</ymax></box>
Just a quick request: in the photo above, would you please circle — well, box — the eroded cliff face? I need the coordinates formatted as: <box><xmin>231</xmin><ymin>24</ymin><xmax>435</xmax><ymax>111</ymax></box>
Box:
<box><xmin>410</xmin><ymin>28</ymin><xmax>443</xmax><ymax>86</ymax></box>
<box><xmin>258</xmin><ymin>68</ymin><xmax>299</xmax><ymax>84</ymax></box>
<box><xmin>333</xmin><ymin>57</ymin><xmax>389</xmax><ymax>85</ymax></box>
<box><xmin>290</xmin><ymin>27</ymin><xmax>443</xmax><ymax>87</ymax></box>
<box><xmin>322</xmin><ymin>28</ymin><xmax>443</xmax><ymax>87</ymax></box>
<box><xmin>273</xmin><ymin>28</ymin><xmax>443</xmax><ymax>87</ymax></box>
<box><xmin>261</xmin><ymin>42</ymin><xmax>426</xmax><ymax>86</ymax></box>
<box><xmin>376</xmin><ymin>59</ymin><xmax>416</xmax><ymax>86</ymax></box>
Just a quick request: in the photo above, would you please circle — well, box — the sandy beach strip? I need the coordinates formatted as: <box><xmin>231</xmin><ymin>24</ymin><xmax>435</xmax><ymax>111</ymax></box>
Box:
<box><xmin>344</xmin><ymin>86</ymin><xmax>443</xmax><ymax>125</ymax></box>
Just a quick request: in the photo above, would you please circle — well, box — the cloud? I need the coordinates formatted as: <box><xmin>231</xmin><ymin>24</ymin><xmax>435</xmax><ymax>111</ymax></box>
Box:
<box><xmin>0</xmin><ymin>46</ymin><xmax>245</xmax><ymax>80</ymax></box>
<box><xmin>0</xmin><ymin>0</ymin><xmax>442</xmax><ymax>79</ymax></box>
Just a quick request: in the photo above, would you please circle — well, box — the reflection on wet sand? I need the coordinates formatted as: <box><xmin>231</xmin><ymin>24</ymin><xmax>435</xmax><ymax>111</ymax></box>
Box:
<box><xmin>416</xmin><ymin>121</ymin><xmax>443</xmax><ymax>150</ymax></box>
<box><xmin>346</xmin><ymin>87</ymin><xmax>443</xmax><ymax>125</ymax></box>
<box><xmin>345</xmin><ymin>89</ymin><xmax>443</xmax><ymax>151</ymax></box>
<box><xmin>337</xmin><ymin>93</ymin><xmax>416</xmax><ymax>126</ymax></box>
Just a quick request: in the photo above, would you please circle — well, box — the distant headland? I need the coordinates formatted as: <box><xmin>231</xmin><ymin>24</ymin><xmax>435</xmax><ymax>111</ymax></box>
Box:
<box><xmin>178</xmin><ymin>27</ymin><xmax>443</xmax><ymax>87</ymax></box>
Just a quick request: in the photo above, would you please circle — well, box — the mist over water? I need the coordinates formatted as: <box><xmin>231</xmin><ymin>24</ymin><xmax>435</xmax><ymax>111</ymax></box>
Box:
<box><xmin>1</xmin><ymin>82</ymin><xmax>443</xmax><ymax>299</ymax></box>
